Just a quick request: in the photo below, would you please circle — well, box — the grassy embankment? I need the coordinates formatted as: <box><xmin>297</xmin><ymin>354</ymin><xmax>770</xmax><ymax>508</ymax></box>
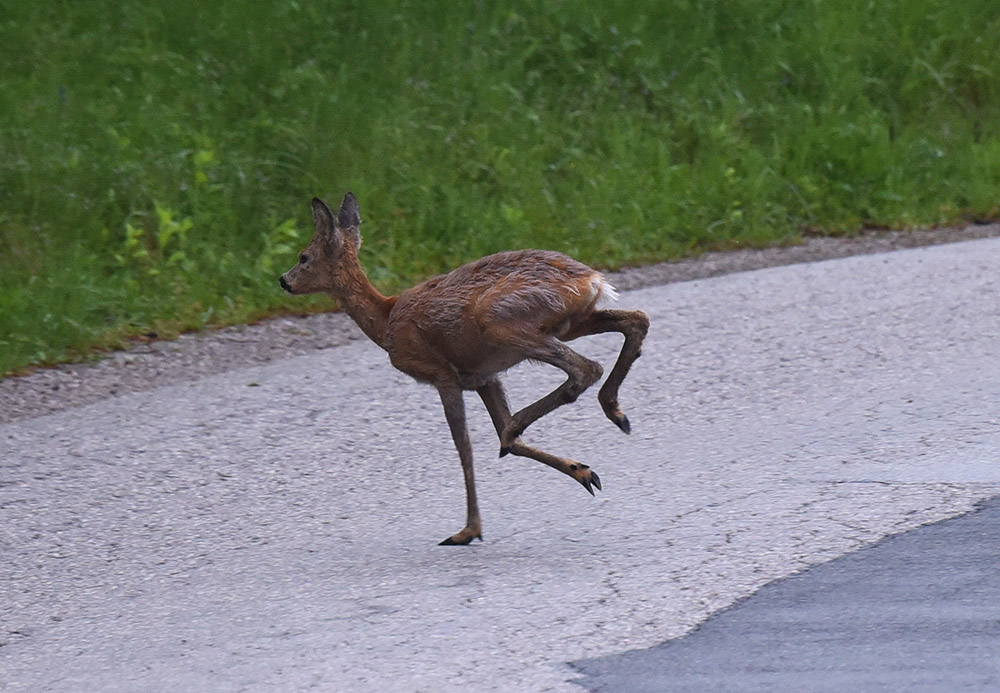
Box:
<box><xmin>2</xmin><ymin>1</ymin><xmax>999</xmax><ymax>375</ymax></box>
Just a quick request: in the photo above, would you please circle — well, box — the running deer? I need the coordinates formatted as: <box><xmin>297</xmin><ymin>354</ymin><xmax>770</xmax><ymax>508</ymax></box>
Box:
<box><xmin>280</xmin><ymin>193</ymin><xmax>649</xmax><ymax>545</ymax></box>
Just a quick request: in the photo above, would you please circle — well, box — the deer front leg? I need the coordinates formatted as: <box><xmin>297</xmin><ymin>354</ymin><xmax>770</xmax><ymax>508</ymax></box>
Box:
<box><xmin>437</xmin><ymin>387</ymin><xmax>482</xmax><ymax>546</ymax></box>
<box><xmin>498</xmin><ymin>340</ymin><xmax>603</xmax><ymax>456</ymax></box>
<box><xmin>478</xmin><ymin>379</ymin><xmax>602</xmax><ymax>495</ymax></box>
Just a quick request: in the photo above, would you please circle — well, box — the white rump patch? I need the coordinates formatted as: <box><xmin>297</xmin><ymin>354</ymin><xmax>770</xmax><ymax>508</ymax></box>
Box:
<box><xmin>597</xmin><ymin>277</ymin><xmax>619</xmax><ymax>304</ymax></box>
<box><xmin>487</xmin><ymin>269</ymin><xmax>619</xmax><ymax>321</ymax></box>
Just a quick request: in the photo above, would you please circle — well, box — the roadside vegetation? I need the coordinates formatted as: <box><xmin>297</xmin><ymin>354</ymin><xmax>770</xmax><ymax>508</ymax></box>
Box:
<box><xmin>2</xmin><ymin>1</ymin><xmax>999</xmax><ymax>374</ymax></box>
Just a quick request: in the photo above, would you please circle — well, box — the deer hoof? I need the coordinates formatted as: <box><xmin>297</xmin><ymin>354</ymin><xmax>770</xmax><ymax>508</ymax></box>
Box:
<box><xmin>499</xmin><ymin>446</ymin><xmax>511</xmax><ymax>458</ymax></box>
<box><xmin>439</xmin><ymin>529</ymin><xmax>483</xmax><ymax>546</ymax></box>
<box><xmin>439</xmin><ymin>536</ymin><xmax>469</xmax><ymax>546</ymax></box>
<box><xmin>571</xmin><ymin>464</ymin><xmax>602</xmax><ymax>495</ymax></box>
<box><xmin>585</xmin><ymin>469</ymin><xmax>602</xmax><ymax>494</ymax></box>
<box><xmin>602</xmin><ymin>400</ymin><xmax>631</xmax><ymax>434</ymax></box>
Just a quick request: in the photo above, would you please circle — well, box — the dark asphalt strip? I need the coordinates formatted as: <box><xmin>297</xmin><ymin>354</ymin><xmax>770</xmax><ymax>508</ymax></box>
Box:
<box><xmin>572</xmin><ymin>495</ymin><xmax>1000</xmax><ymax>693</ymax></box>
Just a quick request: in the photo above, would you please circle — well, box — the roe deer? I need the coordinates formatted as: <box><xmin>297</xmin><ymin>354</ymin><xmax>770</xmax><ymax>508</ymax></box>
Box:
<box><xmin>280</xmin><ymin>193</ymin><xmax>649</xmax><ymax>545</ymax></box>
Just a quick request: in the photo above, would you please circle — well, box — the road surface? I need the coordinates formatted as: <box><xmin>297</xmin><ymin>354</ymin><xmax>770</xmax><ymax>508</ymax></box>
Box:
<box><xmin>2</xmin><ymin>238</ymin><xmax>999</xmax><ymax>691</ymax></box>
<box><xmin>574</xmin><ymin>495</ymin><xmax>1000</xmax><ymax>691</ymax></box>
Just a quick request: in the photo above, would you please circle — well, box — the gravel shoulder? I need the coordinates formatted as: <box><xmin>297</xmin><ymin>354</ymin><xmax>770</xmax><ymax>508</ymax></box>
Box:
<box><xmin>3</xmin><ymin>223</ymin><xmax>998</xmax><ymax>425</ymax></box>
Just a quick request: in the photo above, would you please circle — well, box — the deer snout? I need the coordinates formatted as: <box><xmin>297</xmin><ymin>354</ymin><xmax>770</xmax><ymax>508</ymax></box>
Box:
<box><xmin>279</xmin><ymin>275</ymin><xmax>293</xmax><ymax>293</ymax></box>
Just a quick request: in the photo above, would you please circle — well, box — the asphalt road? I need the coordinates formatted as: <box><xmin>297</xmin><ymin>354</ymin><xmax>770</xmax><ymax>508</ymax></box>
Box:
<box><xmin>573</xmin><ymin>495</ymin><xmax>1000</xmax><ymax>692</ymax></box>
<box><xmin>2</xmin><ymin>238</ymin><xmax>999</xmax><ymax>691</ymax></box>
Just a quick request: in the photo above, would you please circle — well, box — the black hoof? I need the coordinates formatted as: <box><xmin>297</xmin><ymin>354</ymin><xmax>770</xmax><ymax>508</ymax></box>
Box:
<box><xmin>499</xmin><ymin>446</ymin><xmax>510</xmax><ymax>458</ymax></box>
<box><xmin>438</xmin><ymin>533</ymin><xmax>482</xmax><ymax>546</ymax></box>
<box><xmin>602</xmin><ymin>399</ymin><xmax>632</xmax><ymax>434</ymax></box>
<box><xmin>439</xmin><ymin>536</ymin><xmax>469</xmax><ymax>546</ymax></box>
<box><xmin>579</xmin><ymin>468</ymin><xmax>602</xmax><ymax>496</ymax></box>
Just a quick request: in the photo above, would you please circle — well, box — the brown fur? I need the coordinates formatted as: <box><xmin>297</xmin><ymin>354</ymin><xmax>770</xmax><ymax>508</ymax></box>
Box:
<box><xmin>281</xmin><ymin>194</ymin><xmax>649</xmax><ymax>545</ymax></box>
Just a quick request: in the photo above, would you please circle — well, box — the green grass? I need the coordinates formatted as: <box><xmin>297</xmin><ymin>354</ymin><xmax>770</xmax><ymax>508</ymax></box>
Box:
<box><xmin>2</xmin><ymin>0</ymin><xmax>999</xmax><ymax>374</ymax></box>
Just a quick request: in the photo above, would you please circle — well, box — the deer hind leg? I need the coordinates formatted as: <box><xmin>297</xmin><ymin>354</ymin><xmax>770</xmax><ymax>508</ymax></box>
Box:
<box><xmin>437</xmin><ymin>387</ymin><xmax>483</xmax><ymax>545</ymax></box>
<box><xmin>564</xmin><ymin>309</ymin><xmax>650</xmax><ymax>434</ymax></box>
<box><xmin>497</xmin><ymin>338</ymin><xmax>603</xmax><ymax>457</ymax></box>
<box><xmin>477</xmin><ymin>378</ymin><xmax>601</xmax><ymax>495</ymax></box>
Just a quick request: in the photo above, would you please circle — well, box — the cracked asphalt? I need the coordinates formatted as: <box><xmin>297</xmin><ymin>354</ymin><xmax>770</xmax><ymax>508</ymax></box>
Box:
<box><xmin>2</xmin><ymin>237</ymin><xmax>999</xmax><ymax>691</ymax></box>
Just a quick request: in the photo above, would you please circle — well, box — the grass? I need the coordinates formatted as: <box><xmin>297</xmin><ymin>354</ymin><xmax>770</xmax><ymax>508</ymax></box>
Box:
<box><xmin>2</xmin><ymin>0</ymin><xmax>999</xmax><ymax>375</ymax></box>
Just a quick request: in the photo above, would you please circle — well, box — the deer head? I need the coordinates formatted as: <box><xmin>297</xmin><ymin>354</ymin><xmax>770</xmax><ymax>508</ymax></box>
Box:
<box><xmin>279</xmin><ymin>193</ymin><xmax>362</xmax><ymax>296</ymax></box>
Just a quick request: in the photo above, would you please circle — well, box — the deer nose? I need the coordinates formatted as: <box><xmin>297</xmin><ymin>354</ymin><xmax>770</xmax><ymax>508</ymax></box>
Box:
<box><xmin>279</xmin><ymin>275</ymin><xmax>291</xmax><ymax>293</ymax></box>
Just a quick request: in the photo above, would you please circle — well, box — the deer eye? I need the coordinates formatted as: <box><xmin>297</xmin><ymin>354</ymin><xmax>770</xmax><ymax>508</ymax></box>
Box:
<box><xmin>299</xmin><ymin>254</ymin><xmax>309</xmax><ymax>265</ymax></box>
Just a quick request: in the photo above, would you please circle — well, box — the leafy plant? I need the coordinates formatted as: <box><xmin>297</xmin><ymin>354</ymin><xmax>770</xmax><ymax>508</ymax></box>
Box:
<box><xmin>1</xmin><ymin>0</ymin><xmax>999</xmax><ymax>375</ymax></box>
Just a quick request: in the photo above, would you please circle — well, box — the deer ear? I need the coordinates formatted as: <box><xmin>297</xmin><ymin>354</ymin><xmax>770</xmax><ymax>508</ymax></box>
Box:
<box><xmin>337</xmin><ymin>192</ymin><xmax>361</xmax><ymax>229</ymax></box>
<box><xmin>336</xmin><ymin>192</ymin><xmax>362</xmax><ymax>249</ymax></box>
<box><xmin>311</xmin><ymin>197</ymin><xmax>338</xmax><ymax>243</ymax></box>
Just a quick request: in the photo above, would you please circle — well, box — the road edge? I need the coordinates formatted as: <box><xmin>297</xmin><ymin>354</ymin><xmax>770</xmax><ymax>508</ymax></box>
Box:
<box><xmin>2</xmin><ymin>223</ymin><xmax>998</xmax><ymax>424</ymax></box>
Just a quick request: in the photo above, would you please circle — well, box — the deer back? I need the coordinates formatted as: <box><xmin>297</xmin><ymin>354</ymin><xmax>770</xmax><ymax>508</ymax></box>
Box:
<box><xmin>385</xmin><ymin>250</ymin><xmax>614</xmax><ymax>380</ymax></box>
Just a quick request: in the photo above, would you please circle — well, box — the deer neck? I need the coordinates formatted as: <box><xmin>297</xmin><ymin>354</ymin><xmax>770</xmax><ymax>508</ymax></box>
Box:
<box><xmin>331</xmin><ymin>260</ymin><xmax>395</xmax><ymax>349</ymax></box>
